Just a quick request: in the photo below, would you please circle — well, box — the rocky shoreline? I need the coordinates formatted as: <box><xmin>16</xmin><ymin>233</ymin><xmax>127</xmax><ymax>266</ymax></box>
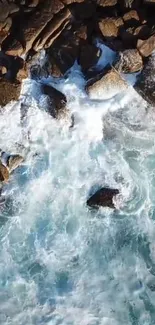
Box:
<box><xmin>0</xmin><ymin>0</ymin><xmax>155</xmax><ymax>209</ymax></box>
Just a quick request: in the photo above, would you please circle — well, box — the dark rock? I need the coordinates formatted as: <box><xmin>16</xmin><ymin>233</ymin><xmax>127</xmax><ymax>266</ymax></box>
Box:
<box><xmin>41</xmin><ymin>84</ymin><xmax>68</xmax><ymax>120</ymax></box>
<box><xmin>70</xmin><ymin>1</ymin><xmax>95</xmax><ymax>20</ymax></box>
<box><xmin>0</xmin><ymin>78</ymin><xmax>21</xmax><ymax>107</ymax></box>
<box><xmin>87</xmin><ymin>187</ymin><xmax>119</xmax><ymax>209</ymax></box>
<box><xmin>143</xmin><ymin>0</ymin><xmax>155</xmax><ymax>4</ymax></box>
<box><xmin>115</xmin><ymin>49</ymin><xmax>143</xmax><ymax>73</ymax></box>
<box><xmin>78</xmin><ymin>43</ymin><xmax>101</xmax><ymax>73</ymax></box>
<box><xmin>47</xmin><ymin>30</ymin><xmax>80</xmax><ymax>76</ymax></box>
<box><xmin>0</xmin><ymin>51</ymin><xmax>25</xmax><ymax>82</ymax></box>
<box><xmin>99</xmin><ymin>17</ymin><xmax>124</xmax><ymax>39</ymax></box>
<box><xmin>118</xmin><ymin>0</ymin><xmax>141</xmax><ymax>10</ymax></box>
<box><xmin>134</xmin><ymin>54</ymin><xmax>155</xmax><ymax>106</ymax></box>
<box><xmin>61</xmin><ymin>0</ymin><xmax>84</xmax><ymax>4</ymax></box>
<box><xmin>137</xmin><ymin>35</ymin><xmax>155</xmax><ymax>57</ymax></box>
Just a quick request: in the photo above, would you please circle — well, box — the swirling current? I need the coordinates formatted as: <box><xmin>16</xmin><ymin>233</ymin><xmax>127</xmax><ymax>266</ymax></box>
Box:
<box><xmin>0</xmin><ymin>47</ymin><xmax>155</xmax><ymax>325</ymax></box>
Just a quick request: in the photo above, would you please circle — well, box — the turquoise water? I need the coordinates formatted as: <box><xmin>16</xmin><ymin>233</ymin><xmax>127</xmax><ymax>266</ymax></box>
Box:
<box><xmin>0</xmin><ymin>62</ymin><xmax>155</xmax><ymax>325</ymax></box>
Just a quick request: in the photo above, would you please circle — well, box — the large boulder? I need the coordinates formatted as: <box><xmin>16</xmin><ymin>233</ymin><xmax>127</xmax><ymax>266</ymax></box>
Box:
<box><xmin>137</xmin><ymin>35</ymin><xmax>155</xmax><ymax>57</ymax></box>
<box><xmin>115</xmin><ymin>49</ymin><xmax>143</xmax><ymax>73</ymax></box>
<box><xmin>134</xmin><ymin>54</ymin><xmax>155</xmax><ymax>106</ymax></box>
<box><xmin>41</xmin><ymin>84</ymin><xmax>68</xmax><ymax>120</ymax></box>
<box><xmin>86</xmin><ymin>67</ymin><xmax>128</xmax><ymax>100</ymax></box>
<box><xmin>87</xmin><ymin>187</ymin><xmax>119</xmax><ymax>209</ymax></box>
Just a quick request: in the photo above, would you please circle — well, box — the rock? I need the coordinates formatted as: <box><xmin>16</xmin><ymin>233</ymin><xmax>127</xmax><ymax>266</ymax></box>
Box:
<box><xmin>119</xmin><ymin>0</ymin><xmax>141</xmax><ymax>9</ymax></box>
<box><xmin>115</xmin><ymin>49</ymin><xmax>143</xmax><ymax>73</ymax></box>
<box><xmin>61</xmin><ymin>0</ymin><xmax>84</xmax><ymax>4</ymax></box>
<box><xmin>87</xmin><ymin>187</ymin><xmax>119</xmax><ymax>209</ymax></box>
<box><xmin>0</xmin><ymin>161</ymin><xmax>9</xmax><ymax>182</ymax></box>
<box><xmin>5</xmin><ymin>0</ymin><xmax>64</xmax><ymax>56</ymax></box>
<box><xmin>123</xmin><ymin>10</ymin><xmax>140</xmax><ymax>26</ymax></box>
<box><xmin>28</xmin><ymin>0</ymin><xmax>40</xmax><ymax>7</ymax></box>
<box><xmin>70</xmin><ymin>1</ymin><xmax>95</xmax><ymax>19</ymax></box>
<box><xmin>134</xmin><ymin>54</ymin><xmax>155</xmax><ymax>106</ymax></box>
<box><xmin>99</xmin><ymin>17</ymin><xmax>124</xmax><ymax>38</ymax></box>
<box><xmin>41</xmin><ymin>84</ymin><xmax>68</xmax><ymax>120</ymax></box>
<box><xmin>75</xmin><ymin>25</ymin><xmax>88</xmax><ymax>40</ymax></box>
<box><xmin>97</xmin><ymin>0</ymin><xmax>118</xmax><ymax>7</ymax></box>
<box><xmin>33</xmin><ymin>8</ymin><xmax>72</xmax><ymax>51</ymax></box>
<box><xmin>78</xmin><ymin>43</ymin><xmax>101</xmax><ymax>73</ymax></box>
<box><xmin>143</xmin><ymin>0</ymin><xmax>155</xmax><ymax>4</ymax></box>
<box><xmin>6</xmin><ymin>154</ymin><xmax>24</xmax><ymax>172</ymax></box>
<box><xmin>137</xmin><ymin>35</ymin><xmax>155</xmax><ymax>57</ymax></box>
<box><xmin>47</xmin><ymin>30</ymin><xmax>79</xmax><ymax>75</ymax></box>
<box><xmin>0</xmin><ymin>52</ymin><xmax>25</xmax><ymax>81</ymax></box>
<box><xmin>86</xmin><ymin>67</ymin><xmax>128</xmax><ymax>100</ymax></box>
<box><xmin>0</xmin><ymin>79</ymin><xmax>21</xmax><ymax>107</ymax></box>
<box><xmin>0</xmin><ymin>1</ymin><xmax>19</xmax><ymax>22</ymax></box>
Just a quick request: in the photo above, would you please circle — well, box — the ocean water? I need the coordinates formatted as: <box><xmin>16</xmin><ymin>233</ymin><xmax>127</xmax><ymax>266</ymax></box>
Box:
<box><xmin>0</xmin><ymin>47</ymin><xmax>155</xmax><ymax>325</ymax></box>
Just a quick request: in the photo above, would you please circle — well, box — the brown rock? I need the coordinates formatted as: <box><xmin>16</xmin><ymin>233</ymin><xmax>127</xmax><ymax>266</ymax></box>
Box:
<box><xmin>6</xmin><ymin>154</ymin><xmax>24</xmax><ymax>173</ymax></box>
<box><xmin>28</xmin><ymin>0</ymin><xmax>40</xmax><ymax>7</ymax></box>
<box><xmin>97</xmin><ymin>0</ymin><xmax>118</xmax><ymax>6</ymax></box>
<box><xmin>99</xmin><ymin>17</ymin><xmax>124</xmax><ymax>38</ymax></box>
<box><xmin>79</xmin><ymin>43</ymin><xmax>101</xmax><ymax>73</ymax></box>
<box><xmin>0</xmin><ymin>1</ymin><xmax>19</xmax><ymax>22</ymax></box>
<box><xmin>134</xmin><ymin>55</ymin><xmax>155</xmax><ymax>106</ymax></box>
<box><xmin>115</xmin><ymin>49</ymin><xmax>143</xmax><ymax>73</ymax></box>
<box><xmin>86</xmin><ymin>67</ymin><xmax>128</xmax><ymax>100</ymax></box>
<box><xmin>61</xmin><ymin>0</ymin><xmax>84</xmax><ymax>3</ymax></box>
<box><xmin>87</xmin><ymin>187</ymin><xmax>119</xmax><ymax>209</ymax></box>
<box><xmin>0</xmin><ymin>79</ymin><xmax>21</xmax><ymax>107</ymax></box>
<box><xmin>33</xmin><ymin>8</ymin><xmax>72</xmax><ymax>51</ymax></box>
<box><xmin>123</xmin><ymin>10</ymin><xmax>140</xmax><ymax>25</ymax></box>
<box><xmin>41</xmin><ymin>84</ymin><xmax>68</xmax><ymax>120</ymax></box>
<box><xmin>0</xmin><ymin>161</ymin><xmax>9</xmax><ymax>182</ymax></box>
<box><xmin>137</xmin><ymin>35</ymin><xmax>155</xmax><ymax>57</ymax></box>
<box><xmin>5</xmin><ymin>0</ymin><xmax>64</xmax><ymax>56</ymax></box>
<box><xmin>75</xmin><ymin>25</ymin><xmax>88</xmax><ymax>40</ymax></box>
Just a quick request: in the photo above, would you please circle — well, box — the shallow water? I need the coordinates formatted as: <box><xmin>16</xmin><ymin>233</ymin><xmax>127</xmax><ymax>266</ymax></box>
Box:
<box><xmin>0</xmin><ymin>50</ymin><xmax>155</xmax><ymax>325</ymax></box>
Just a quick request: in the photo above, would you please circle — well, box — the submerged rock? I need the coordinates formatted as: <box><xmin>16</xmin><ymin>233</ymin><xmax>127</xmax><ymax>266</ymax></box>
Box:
<box><xmin>41</xmin><ymin>84</ymin><xmax>68</xmax><ymax>120</ymax></box>
<box><xmin>87</xmin><ymin>187</ymin><xmax>119</xmax><ymax>209</ymax></box>
<box><xmin>86</xmin><ymin>67</ymin><xmax>128</xmax><ymax>100</ymax></box>
<box><xmin>134</xmin><ymin>54</ymin><xmax>155</xmax><ymax>106</ymax></box>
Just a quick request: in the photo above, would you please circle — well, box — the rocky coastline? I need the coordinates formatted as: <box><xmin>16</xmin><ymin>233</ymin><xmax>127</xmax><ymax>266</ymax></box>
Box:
<box><xmin>0</xmin><ymin>0</ymin><xmax>155</xmax><ymax>209</ymax></box>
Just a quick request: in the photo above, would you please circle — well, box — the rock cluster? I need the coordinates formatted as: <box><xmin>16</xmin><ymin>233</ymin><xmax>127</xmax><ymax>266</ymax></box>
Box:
<box><xmin>0</xmin><ymin>0</ymin><xmax>154</xmax><ymax>107</ymax></box>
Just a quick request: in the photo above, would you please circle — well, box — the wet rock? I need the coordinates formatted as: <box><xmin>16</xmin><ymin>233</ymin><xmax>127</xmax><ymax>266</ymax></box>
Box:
<box><xmin>0</xmin><ymin>79</ymin><xmax>21</xmax><ymax>107</ymax></box>
<box><xmin>0</xmin><ymin>52</ymin><xmax>25</xmax><ymax>81</ymax></box>
<box><xmin>97</xmin><ymin>0</ymin><xmax>118</xmax><ymax>7</ymax></box>
<box><xmin>115</xmin><ymin>49</ymin><xmax>143</xmax><ymax>73</ymax></box>
<box><xmin>47</xmin><ymin>30</ymin><xmax>79</xmax><ymax>76</ymax></box>
<box><xmin>6</xmin><ymin>154</ymin><xmax>24</xmax><ymax>173</ymax></box>
<box><xmin>99</xmin><ymin>17</ymin><xmax>124</xmax><ymax>39</ymax></box>
<box><xmin>61</xmin><ymin>0</ymin><xmax>84</xmax><ymax>3</ymax></box>
<box><xmin>0</xmin><ymin>161</ymin><xmax>9</xmax><ymax>182</ymax></box>
<box><xmin>0</xmin><ymin>1</ymin><xmax>19</xmax><ymax>22</ymax></box>
<box><xmin>41</xmin><ymin>84</ymin><xmax>68</xmax><ymax>120</ymax></box>
<box><xmin>86</xmin><ymin>67</ymin><xmax>128</xmax><ymax>100</ymax></box>
<box><xmin>87</xmin><ymin>187</ymin><xmax>119</xmax><ymax>209</ymax></box>
<box><xmin>78</xmin><ymin>43</ymin><xmax>101</xmax><ymax>73</ymax></box>
<box><xmin>134</xmin><ymin>54</ymin><xmax>155</xmax><ymax>106</ymax></box>
<box><xmin>137</xmin><ymin>35</ymin><xmax>155</xmax><ymax>57</ymax></box>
